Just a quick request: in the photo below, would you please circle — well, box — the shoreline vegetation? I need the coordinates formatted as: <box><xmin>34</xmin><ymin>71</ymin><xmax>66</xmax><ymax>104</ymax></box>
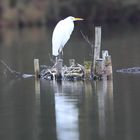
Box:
<box><xmin>0</xmin><ymin>0</ymin><xmax>140</xmax><ymax>28</ymax></box>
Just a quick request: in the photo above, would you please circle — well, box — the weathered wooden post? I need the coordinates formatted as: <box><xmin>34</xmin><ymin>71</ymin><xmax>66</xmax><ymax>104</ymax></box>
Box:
<box><xmin>34</xmin><ymin>59</ymin><xmax>40</xmax><ymax>79</ymax></box>
<box><xmin>95</xmin><ymin>59</ymin><xmax>105</xmax><ymax>79</ymax></box>
<box><xmin>102</xmin><ymin>50</ymin><xmax>113</xmax><ymax>80</ymax></box>
<box><xmin>106</xmin><ymin>56</ymin><xmax>113</xmax><ymax>80</ymax></box>
<box><xmin>69</xmin><ymin>59</ymin><xmax>75</xmax><ymax>66</ymax></box>
<box><xmin>55</xmin><ymin>59</ymin><xmax>63</xmax><ymax>80</ymax></box>
<box><xmin>84</xmin><ymin>61</ymin><xmax>92</xmax><ymax>78</ymax></box>
<box><xmin>93</xmin><ymin>26</ymin><xmax>101</xmax><ymax>69</ymax></box>
<box><xmin>93</xmin><ymin>26</ymin><xmax>102</xmax><ymax>78</ymax></box>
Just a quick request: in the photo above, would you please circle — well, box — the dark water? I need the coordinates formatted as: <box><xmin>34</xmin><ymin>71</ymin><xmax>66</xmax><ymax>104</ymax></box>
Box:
<box><xmin>0</xmin><ymin>25</ymin><xmax>140</xmax><ymax>140</ymax></box>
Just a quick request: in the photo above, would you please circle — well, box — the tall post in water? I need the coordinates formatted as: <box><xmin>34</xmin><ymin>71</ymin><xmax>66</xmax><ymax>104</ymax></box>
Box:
<box><xmin>93</xmin><ymin>27</ymin><xmax>102</xmax><ymax>76</ymax></box>
<box><xmin>94</xmin><ymin>27</ymin><xmax>101</xmax><ymax>69</ymax></box>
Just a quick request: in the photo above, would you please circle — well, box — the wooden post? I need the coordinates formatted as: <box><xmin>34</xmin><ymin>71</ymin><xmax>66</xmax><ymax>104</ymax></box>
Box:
<box><xmin>34</xmin><ymin>59</ymin><xmax>40</xmax><ymax>79</ymax></box>
<box><xmin>102</xmin><ymin>50</ymin><xmax>109</xmax><ymax>60</ymax></box>
<box><xmin>69</xmin><ymin>59</ymin><xmax>75</xmax><ymax>66</ymax></box>
<box><xmin>95</xmin><ymin>59</ymin><xmax>105</xmax><ymax>79</ymax></box>
<box><xmin>102</xmin><ymin>50</ymin><xmax>113</xmax><ymax>80</ymax></box>
<box><xmin>84</xmin><ymin>61</ymin><xmax>92</xmax><ymax>78</ymax></box>
<box><xmin>105</xmin><ymin>55</ymin><xmax>113</xmax><ymax>80</ymax></box>
<box><xmin>55</xmin><ymin>59</ymin><xmax>63</xmax><ymax>80</ymax></box>
<box><xmin>93</xmin><ymin>26</ymin><xmax>102</xmax><ymax>73</ymax></box>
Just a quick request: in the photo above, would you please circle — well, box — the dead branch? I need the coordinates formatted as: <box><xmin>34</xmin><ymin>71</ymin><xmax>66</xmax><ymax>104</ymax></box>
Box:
<box><xmin>0</xmin><ymin>60</ymin><xmax>15</xmax><ymax>73</ymax></box>
<box><xmin>0</xmin><ymin>60</ymin><xmax>33</xmax><ymax>78</ymax></box>
<box><xmin>80</xmin><ymin>30</ymin><xmax>94</xmax><ymax>47</ymax></box>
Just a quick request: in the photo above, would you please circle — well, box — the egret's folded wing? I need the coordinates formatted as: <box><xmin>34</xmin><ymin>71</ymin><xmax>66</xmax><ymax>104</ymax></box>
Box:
<box><xmin>52</xmin><ymin>20</ymin><xmax>74</xmax><ymax>56</ymax></box>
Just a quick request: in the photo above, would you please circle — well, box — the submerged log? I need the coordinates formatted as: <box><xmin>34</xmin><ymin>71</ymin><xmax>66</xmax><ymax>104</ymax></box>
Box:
<box><xmin>116</xmin><ymin>67</ymin><xmax>140</xmax><ymax>74</ymax></box>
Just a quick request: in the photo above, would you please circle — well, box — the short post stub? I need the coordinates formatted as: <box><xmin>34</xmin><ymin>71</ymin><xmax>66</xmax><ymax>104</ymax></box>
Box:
<box><xmin>95</xmin><ymin>58</ymin><xmax>105</xmax><ymax>79</ymax></box>
<box><xmin>69</xmin><ymin>59</ymin><xmax>75</xmax><ymax>66</ymax></box>
<box><xmin>56</xmin><ymin>59</ymin><xmax>63</xmax><ymax>80</ymax></box>
<box><xmin>102</xmin><ymin>50</ymin><xmax>109</xmax><ymax>60</ymax></box>
<box><xmin>102</xmin><ymin>50</ymin><xmax>113</xmax><ymax>80</ymax></box>
<box><xmin>84</xmin><ymin>61</ymin><xmax>92</xmax><ymax>78</ymax></box>
<box><xmin>34</xmin><ymin>59</ymin><xmax>40</xmax><ymax>79</ymax></box>
<box><xmin>105</xmin><ymin>55</ymin><xmax>113</xmax><ymax>80</ymax></box>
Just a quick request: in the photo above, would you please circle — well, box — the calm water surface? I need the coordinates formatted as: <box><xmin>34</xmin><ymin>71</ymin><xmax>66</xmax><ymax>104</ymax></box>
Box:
<box><xmin>0</xmin><ymin>25</ymin><xmax>140</xmax><ymax>140</ymax></box>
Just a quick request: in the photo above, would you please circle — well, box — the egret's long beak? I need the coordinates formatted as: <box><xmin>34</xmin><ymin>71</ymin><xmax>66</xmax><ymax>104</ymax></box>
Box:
<box><xmin>74</xmin><ymin>18</ymin><xmax>84</xmax><ymax>21</ymax></box>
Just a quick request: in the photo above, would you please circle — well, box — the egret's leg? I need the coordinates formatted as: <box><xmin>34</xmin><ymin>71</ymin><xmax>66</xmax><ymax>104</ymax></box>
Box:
<box><xmin>58</xmin><ymin>48</ymin><xmax>63</xmax><ymax>59</ymax></box>
<box><xmin>52</xmin><ymin>56</ymin><xmax>58</xmax><ymax>68</ymax></box>
<box><xmin>59</xmin><ymin>49</ymin><xmax>63</xmax><ymax>59</ymax></box>
<box><xmin>55</xmin><ymin>56</ymin><xmax>58</xmax><ymax>63</ymax></box>
<box><xmin>58</xmin><ymin>52</ymin><xmax>62</xmax><ymax>59</ymax></box>
<box><xmin>62</xmin><ymin>49</ymin><xmax>63</xmax><ymax>57</ymax></box>
<box><xmin>58</xmin><ymin>48</ymin><xmax>61</xmax><ymax>59</ymax></box>
<box><xmin>57</xmin><ymin>54</ymin><xmax>60</xmax><ymax>59</ymax></box>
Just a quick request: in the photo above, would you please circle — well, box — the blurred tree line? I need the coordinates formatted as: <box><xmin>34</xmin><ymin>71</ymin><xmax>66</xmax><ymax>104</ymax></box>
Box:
<box><xmin>0</xmin><ymin>0</ymin><xmax>140</xmax><ymax>27</ymax></box>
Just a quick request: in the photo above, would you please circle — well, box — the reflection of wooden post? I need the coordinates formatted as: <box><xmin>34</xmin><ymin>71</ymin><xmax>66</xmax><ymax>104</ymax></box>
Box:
<box><xmin>94</xmin><ymin>26</ymin><xmax>101</xmax><ymax>73</ymax></box>
<box><xmin>35</xmin><ymin>79</ymin><xmax>40</xmax><ymax>100</ymax></box>
<box><xmin>97</xmin><ymin>81</ymin><xmax>107</xmax><ymax>138</ymax></box>
<box><xmin>96</xmin><ymin>80</ymin><xmax>114</xmax><ymax>139</ymax></box>
<box><xmin>34</xmin><ymin>59</ymin><xmax>40</xmax><ymax>79</ymax></box>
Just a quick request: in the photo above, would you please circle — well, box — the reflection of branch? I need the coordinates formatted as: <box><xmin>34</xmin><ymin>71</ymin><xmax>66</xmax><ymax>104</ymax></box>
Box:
<box><xmin>80</xmin><ymin>30</ymin><xmax>94</xmax><ymax>47</ymax></box>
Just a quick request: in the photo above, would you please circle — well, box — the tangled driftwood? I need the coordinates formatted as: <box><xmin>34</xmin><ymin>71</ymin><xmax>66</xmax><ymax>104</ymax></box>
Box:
<box><xmin>40</xmin><ymin>62</ymin><xmax>85</xmax><ymax>81</ymax></box>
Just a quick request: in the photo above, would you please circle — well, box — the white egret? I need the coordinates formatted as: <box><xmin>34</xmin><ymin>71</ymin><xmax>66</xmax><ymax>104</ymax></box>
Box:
<box><xmin>52</xmin><ymin>16</ymin><xmax>83</xmax><ymax>57</ymax></box>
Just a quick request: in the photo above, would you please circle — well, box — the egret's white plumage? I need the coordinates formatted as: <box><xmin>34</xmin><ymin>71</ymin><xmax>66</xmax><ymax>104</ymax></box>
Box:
<box><xmin>52</xmin><ymin>16</ymin><xmax>83</xmax><ymax>56</ymax></box>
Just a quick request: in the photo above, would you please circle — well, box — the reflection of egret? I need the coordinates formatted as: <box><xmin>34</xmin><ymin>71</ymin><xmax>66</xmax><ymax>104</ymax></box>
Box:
<box><xmin>52</xmin><ymin>16</ymin><xmax>83</xmax><ymax>58</ymax></box>
<box><xmin>53</xmin><ymin>81</ymin><xmax>84</xmax><ymax>140</ymax></box>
